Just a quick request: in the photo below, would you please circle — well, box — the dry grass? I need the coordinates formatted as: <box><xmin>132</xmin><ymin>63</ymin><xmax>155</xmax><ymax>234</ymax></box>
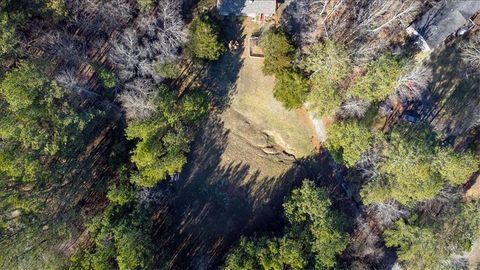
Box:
<box><xmin>154</xmin><ymin>18</ymin><xmax>320</xmax><ymax>269</ymax></box>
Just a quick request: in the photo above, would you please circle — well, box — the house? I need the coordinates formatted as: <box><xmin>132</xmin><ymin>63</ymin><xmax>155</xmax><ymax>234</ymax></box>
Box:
<box><xmin>407</xmin><ymin>1</ymin><xmax>480</xmax><ymax>51</ymax></box>
<box><xmin>217</xmin><ymin>0</ymin><xmax>276</xmax><ymax>18</ymax></box>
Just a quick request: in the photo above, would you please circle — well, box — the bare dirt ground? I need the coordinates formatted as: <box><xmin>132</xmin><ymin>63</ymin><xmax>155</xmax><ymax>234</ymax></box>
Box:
<box><xmin>153</xmin><ymin>18</ymin><xmax>324</xmax><ymax>269</ymax></box>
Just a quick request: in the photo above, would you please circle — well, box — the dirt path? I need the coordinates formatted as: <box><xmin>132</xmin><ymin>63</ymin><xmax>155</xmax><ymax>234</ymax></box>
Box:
<box><xmin>153</xmin><ymin>18</ymin><xmax>322</xmax><ymax>269</ymax></box>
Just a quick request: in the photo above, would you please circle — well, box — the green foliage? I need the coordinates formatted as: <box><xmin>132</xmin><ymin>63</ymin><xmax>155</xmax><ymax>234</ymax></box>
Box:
<box><xmin>45</xmin><ymin>0</ymin><xmax>68</xmax><ymax>18</ymax></box>
<box><xmin>283</xmin><ymin>180</ymin><xmax>349</xmax><ymax>269</ymax></box>
<box><xmin>188</xmin><ymin>16</ymin><xmax>224</xmax><ymax>61</ymax></box>
<box><xmin>107</xmin><ymin>185</ymin><xmax>136</xmax><ymax>206</ymax></box>
<box><xmin>71</xmin><ymin>206</ymin><xmax>156</xmax><ymax>270</ymax></box>
<box><xmin>224</xmin><ymin>238</ymin><xmax>258</xmax><ymax>270</ymax></box>
<box><xmin>224</xmin><ymin>180</ymin><xmax>348</xmax><ymax>269</ymax></box>
<box><xmin>348</xmin><ymin>54</ymin><xmax>403</xmax><ymax>102</ymax></box>
<box><xmin>455</xmin><ymin>200</ymin><xmax>480</xmax><ymax>245</ymax></box>
<box><xmin>384</xmin><ymin>219</ymin><xmax>441</xmax><ymax>269</ymax></box>
<box><xmin>307</xmin><ymin>84</ymin><xmax>343</xmax><ymax>118</ymax></box>
<box><xmin>361</xmin><ymin>131</ymin><xmax>441</xmax><ymax>205</ymax></box>
<box><xmin>0</xmin><ymin>12</ymin><xmax>18</xmax><ymax>59</ymax></box>
<box><xmin>0</xmin><ymin>61</ymin><xmax>89</xmax><ymax>156</ymax></box>
<box><xmin>98</xmin><ymin>68</ymin><xmax>117</xmax><ymax>89</ymax></box>
<box><xmin>361</xmin><ymin>129</ymin><xmax>478</xmax><ymax>205</ymax></box>
<box><xmin>326</xmin><ymin>120</ymin><xmax>374</xmax><ymax>167</ymax></box>
<box><xmin>137</xmin><ymin>0</ymin><xmax>154</xmax><ymax>12</ymax></box>
<box><xmin>224</xmin><ymin>236</ymin><xmax>306</xmax><ymax>270</ymax></box>
<box><xmin>259</xmin><ymin>30</ymin><xmax>295</xmax><ymax>76</ymax></box>
<box><xmin>0</xmin><ymin>59</ymin><xmax>101</xmax><ymax>270</ymax></box>
<box><xmin>302</xmin><ymin>40</ymin><xmax>351</xmax><ymax>117</ymax></box>
<box><xmin>273</xmin><ymin>70</ymin><xmax>308</xmax><ymax>109</ymax></box>
<box><xmin>385</xmin><ymin>200</ymin><xmax>480</xmax><ymax>270</ymax></box>
<box><xmin>126</xmin><ymin>86</ymin><xmax>210</xmax><ymax>187</ymax></box>
<box><xmin>153</xmin><ymin>61</ymin><xmax>180</xmax><ymax>79</ymax></box>
<box><xmin>434</xmin><ymin>147</ymin><xmax>479</xmax><ymax>185</ymax></box>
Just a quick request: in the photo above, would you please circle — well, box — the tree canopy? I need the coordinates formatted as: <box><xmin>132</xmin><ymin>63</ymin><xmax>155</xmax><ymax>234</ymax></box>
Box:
<box><xmin>224</xmin><ymin>180</ymin><xmax>349</xmax><ymax>270</ymax></box>
<box><xmin>361</xmin><ymin>129</ymin><xmax>479</xmax><ymax>205</ymax></box>
<box><xmin>348</xmin><ymin>54</ymin><xmax>403</xmax><ymax>103</ymax></box>
<box><xmin>126</xmin><ymin>86</ymin><xmax>210</xmax><ymax>188</ymax></box>
<box><xmin>188</xmin><ymin>16</ymin><xmax>225</xmax><ymax>61</ymax></box>
<box><xmin>326</xmin><ymin>120</ymin><xmax>374</xmax><ymax>167</ymax></box>
<box><xmin>259</xmin><ymin>30</ymin><xmax>295</xmax><ymax>76</ymax></box>
<box><xmin>302</xmin><ymin>40</ymin><xmax>351</xmax><ymax>117</ymax></box>
<box><xmin>385</xmin><ymin>199</ymin><xmax>480</xmax><ymax>269</ymax></box>
<box><xmin>273</xmin><ymin>70</ymin><xmax>309</xmax><ymax>109</ymax></box>
<box><xmin>70</xmin><ymin>205</ymin><xmax>156</xmax><ymax>270</ymax></box>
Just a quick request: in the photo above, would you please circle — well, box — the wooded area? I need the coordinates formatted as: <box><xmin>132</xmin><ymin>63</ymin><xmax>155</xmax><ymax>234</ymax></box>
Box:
<box><xmin>1</xmin><ymin>0</ymin><xmax>479</xmax><ymax>269</ymax></box>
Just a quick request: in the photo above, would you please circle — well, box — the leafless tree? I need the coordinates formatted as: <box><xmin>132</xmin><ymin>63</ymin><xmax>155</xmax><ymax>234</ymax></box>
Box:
<box><xmin>378</xmin><ymin>101</ymin><xmax>394</xmax><ymax>117</ymax></box>
<box><xmin>138</xmin><ymin>187</ymin><xmax>166</xmax><ymax>207</ymax></box>
<box><xmin>394</xmin><ymin>64</ymin><xmax>432</xmax><ymax>103</ymax></box>
<box><xmin>283</xmin><ymin>0</ymin><xmax>352</xmax><ymax>47</ymax></box>
<box><xmin>369</xmin><ymin>200</ymin><xmax>409</xmax><ymax>228</ymax></box>
<box><xmin>154</xmin><ymin>0</ymin><xmax>187</xmax><ymax>60</ymax></box>
<box><xmin>56</xmin><ymin>69</ymin><xmax>100</xmax><ymax>98</ymax></box>
<box><xmin>349</xmin><ymin>217</ymin><xmax>383</xmax><ymax>258</ymax></box>
<box><xmin>469</xmin><ymin>109</ymin><xmax>480</xmax><ymax>131</ymax></box>
<box><xmin>117</xmin><ymin>79</ymin><xmax>156</xmax><ymax>121</ymax></box>
<box><xmin>282</xmin><ymin>0</ymin><xmax>326</xmax><ymax>47</ymax></box>
<box><xmin>110</xmin><ymin>28</ymin><xmax>143</xmax><ymax>80</ymax></box>
<box><xmin>109</xmin><ymin>0</ymin><xmax>185</xmax><ymax>81</ymax></box>
<box><xmin>442</xmin><ymin>256</ymin><xmax>469</xmax><ymax>270</ymax></box>
<box><xmin>338</xmin><ymin>98</ymin><xmax>370</xmax><ymax>119</ymax></box>
<box><xmin>355</xmin><ymin>149</ymin><xmax>382</xmax><ymax>182</ymax></box>
<box><xmin>352</xmin><ymin>38</ymin><xmax>391</xmax><ymax>64</ymax></box>
<box><xmin>420</xmin><ymin>186</ymin><xmax>462</xmax><ymax>217</ymax></box>
<box><xmin>461</xmin><ymin>33</ymin><xmax>480</xmax><ymax>71</ymax></box>
<box><xmin>66</xmin><ymin>0</ymin><xmax>133</xmax><ymax>36</ymax></box>
<box><xmin>346</xmin><ymin>0</ymin><xmax>422</xmax><ymax>44</ymax></box>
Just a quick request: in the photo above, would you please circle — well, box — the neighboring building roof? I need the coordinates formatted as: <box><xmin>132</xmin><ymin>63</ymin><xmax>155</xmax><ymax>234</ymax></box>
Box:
<box><xmin>217</xmin><ymin>0</ymin><xmax>276</xmax><ymax>16</ymax></box>
<box><xmin>410</xmin><ymin>1</ymin><xmax>480</xmax><ymax>50</ymax></box>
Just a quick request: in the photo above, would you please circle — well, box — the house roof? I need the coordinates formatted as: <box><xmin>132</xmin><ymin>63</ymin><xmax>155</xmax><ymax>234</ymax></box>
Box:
<box><xmin>217</xmin><ymin>0</ymin><xmax>276</xmax><ymax>16</ymax></box>
<box><xmin>411</xmin><ymin>1</ymin><xmax>480</xmax><ymax>49</ymax></box>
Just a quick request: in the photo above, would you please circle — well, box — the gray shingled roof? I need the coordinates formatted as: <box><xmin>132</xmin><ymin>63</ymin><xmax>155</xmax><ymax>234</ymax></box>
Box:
<box><xmin>217</xmin><ymin>0</ymin><xmax>276</xmax><ymax>16</ymax></box>
<box><xmin>412</xmin><ymin>1</ymin><xmax>480</xmax><ymax>49</ymax></box>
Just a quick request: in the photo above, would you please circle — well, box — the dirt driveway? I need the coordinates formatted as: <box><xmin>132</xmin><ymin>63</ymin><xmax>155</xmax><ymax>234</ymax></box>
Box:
<box><xmin>153</xmin><ymin>18</ymin><xmax>321</xmax><ymax>269</ymax></box>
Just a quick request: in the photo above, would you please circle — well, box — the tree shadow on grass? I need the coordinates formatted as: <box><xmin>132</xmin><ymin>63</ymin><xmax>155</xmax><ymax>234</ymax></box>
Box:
<box><xmin>153</xmin><ymin>132</ymin><xmax>359</xmax><ymax>269</ymax></box>
<box><xmin>200</xmin><ymin>16</ymin><xmax>246</xmax><ymax>112</ymax></box>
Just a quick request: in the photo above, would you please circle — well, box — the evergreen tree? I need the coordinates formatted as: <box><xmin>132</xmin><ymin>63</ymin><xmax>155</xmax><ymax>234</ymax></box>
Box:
<box><xmin>188</xmin><ymin>16</ymin><xmax>225</xmax><ymax>61</ymax></box>
<box><xmin>259</xmin><ymin>30</ymin><xmax>295</xmax><ymax>76</ymax></box>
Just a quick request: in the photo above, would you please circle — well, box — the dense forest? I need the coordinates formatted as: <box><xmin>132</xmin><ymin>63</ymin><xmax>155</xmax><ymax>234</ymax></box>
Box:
<box><xmin>1</xmin><ymin>0</ymin><xmax>479</xmax><ymax>269</ymax></box>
